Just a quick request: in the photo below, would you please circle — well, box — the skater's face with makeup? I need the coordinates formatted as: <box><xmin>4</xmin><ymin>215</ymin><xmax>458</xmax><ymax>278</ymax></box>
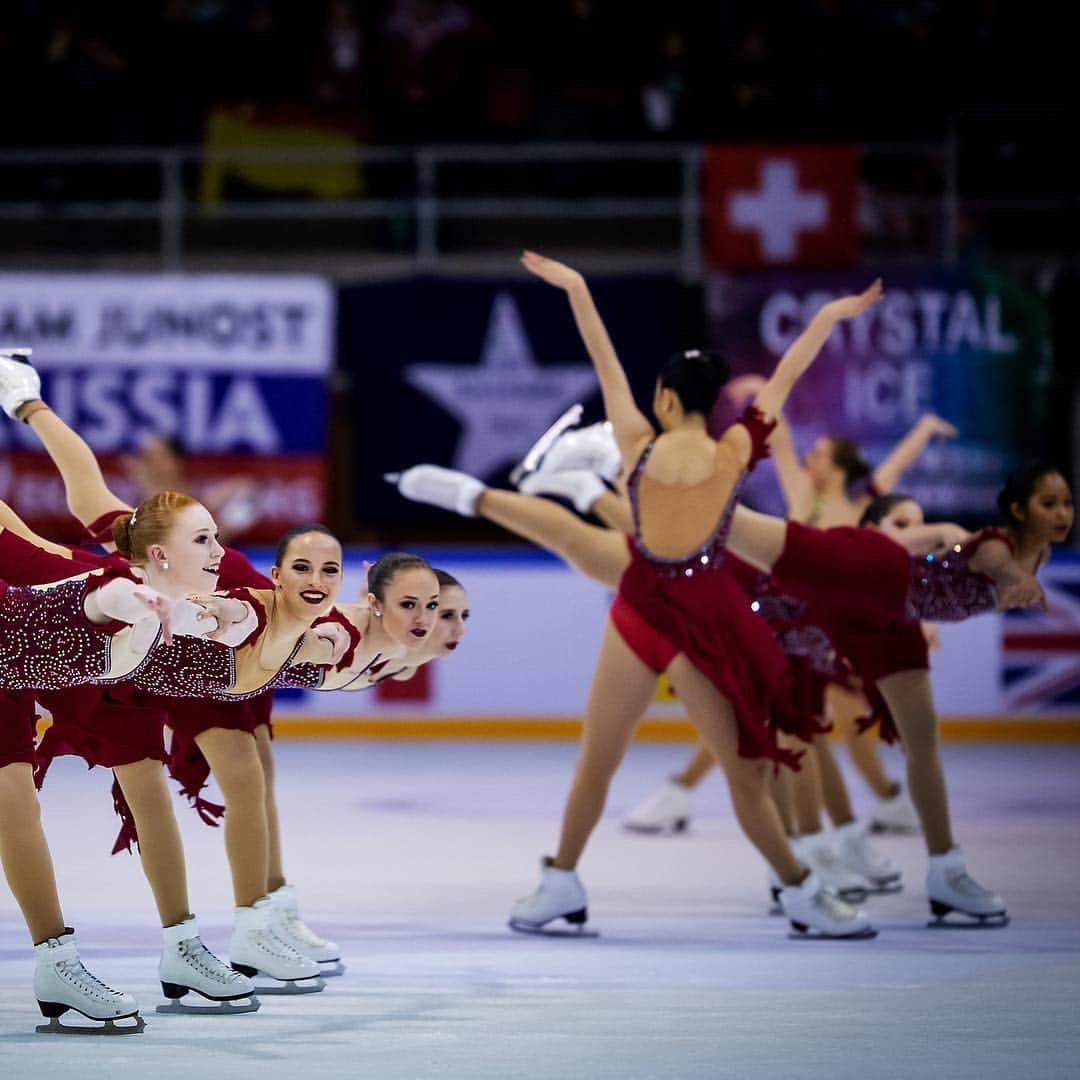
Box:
<box><xmin>874</xmin><ymin>498</ymin><xmax>924</xmax><ymax>541</ymax></box>
<box><xmin>429</xmin><ymin>584</ymin><xmax>470</xmax><ymax>656</ymax></box>
<box><xmin>272</xmin><ymin>532</ymin><xmax>343</xmax><ymax>620</ymax></box>
<box><xmin>368</xmin><ymin>566</ymin><xmax>440</xmax><ymax>650</ymax></box>
<box><xmin>1011</xmin><ymin>471</ymin><xmax>1074</xmax><ymax>545</ymax></box>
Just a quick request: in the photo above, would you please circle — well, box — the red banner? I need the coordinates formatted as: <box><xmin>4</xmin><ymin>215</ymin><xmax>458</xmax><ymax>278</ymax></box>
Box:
<box><xmin>704</xmin><ymin>145</ymin><xmax>858</xmax><ymax>269</ymax></box>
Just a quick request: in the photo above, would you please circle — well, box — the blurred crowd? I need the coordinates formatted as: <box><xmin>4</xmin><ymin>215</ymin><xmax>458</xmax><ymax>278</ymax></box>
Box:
<box><xmin>0</xmin><ymin>0</ymin><xmax>1064</xmax><ymax>147</ymax></box>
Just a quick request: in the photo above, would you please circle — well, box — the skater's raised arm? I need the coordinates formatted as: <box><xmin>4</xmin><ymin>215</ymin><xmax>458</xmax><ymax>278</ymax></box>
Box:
<box><xmin>9</xmin><ymin>384</ymin><xmax>129</xmax><ymax>527</ymax></box>
<box><xmin>753</xmin><ymin>281</ymin><xmax>883</xmax><ymax>424</ymax></box>
<box><xmin>520</xmin><ymin>250</ymin><xmax>653</xmax><ymax>464</ymax></box>
<box><xmin>872</xmin><ymin>414</ymin><xmax>958</xmax><ymax>496</ymax></box>
<box><xmin>768</xmin><ymin>418</ymin><xmax>815</xmax><ymax>520</ymax></box>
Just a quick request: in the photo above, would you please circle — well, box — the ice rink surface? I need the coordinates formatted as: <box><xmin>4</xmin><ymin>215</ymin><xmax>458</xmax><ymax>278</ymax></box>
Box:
<box><xmin>2</xmin><ymin>738</ymin><xmax>1078</xmax><ymax>1080</ymax></box>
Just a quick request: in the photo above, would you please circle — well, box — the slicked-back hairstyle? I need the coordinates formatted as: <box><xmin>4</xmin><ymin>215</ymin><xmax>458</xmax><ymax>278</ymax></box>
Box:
<box><xmin>996</xmin><ymin>462</ymin><xmax>1063</xmax><ymax>527</ymax></box>
<box><xmin>274</xmin><ymin>523</ymin><xmax>338</xmax><ymax>567</ymax></box>
<box><xmin>859</xmin><ymin>492</ymin><xmax>915</xmax><ymax>527</ymax></box>
<box><xmin>657</xmin><ymin>349</ymin><xmax>730</xmax><ymax>417</ymax></box>
<box><xmin>111</xmin><ymin>491</ymin><xmax>201</xmax><ymax>563</ymax></box>
<box><xmin>830</xmin><ymin>437</ymin><xmax>872</xmax><ymax>487</ymax></box>
<box><xmin>367</xmin><ymin>552</ymin><xmax>434</xmax><ymax>601</ymax></box>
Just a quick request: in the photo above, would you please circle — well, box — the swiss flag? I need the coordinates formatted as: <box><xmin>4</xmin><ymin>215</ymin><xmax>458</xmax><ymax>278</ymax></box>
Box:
<box><xmin>704</xmin><ymin>145</ymin><xmax>858</xmax><ymax>269</ymax></box>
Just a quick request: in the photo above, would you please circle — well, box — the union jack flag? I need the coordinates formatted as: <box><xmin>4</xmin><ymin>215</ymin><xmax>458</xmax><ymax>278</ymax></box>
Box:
<box><xmin>1002</xmin><ymin>555</ymin><xmax>1080</xmax><ymax>712</ymax></box>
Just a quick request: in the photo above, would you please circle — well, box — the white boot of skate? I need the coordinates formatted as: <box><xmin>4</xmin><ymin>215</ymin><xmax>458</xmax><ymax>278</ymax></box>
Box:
<box><xmin>518</xmin><ymin>469</ymin><xmax>608</xmax><ymax>516</ymax></box>
<box><xmin>0</xmin><ymin>348</ymin><xmax>41</xmax><ymax>418</ymax></box>
<box><xmin>869</xmin><ymin>786</ymin><xmax>921</xmax><ymax>834</ymax></box>
<box><xmin>229</xmin><ymin>897</ymin><xmax>325</xmax><ymax>994</ymax></box>
<box><xmin>622</xmin><ymin>780</ymin><xmax>694</xmax><ymax>834</ymax></box>
<box><xmin>926</xmin><ymin>848</ymin><xmax>1008</xmax><ymax>928</ymax></box>
<box><xmin>157</xmin><ymin>915</ymin><xmax>259</xmax><ymax>1014</ymax></box>
<box><xmin>269</xmin><ymin>884</ymin><xmax>344</xmax><ymax>977</ymax></box>
<box><xmin>766</xmin><ymin>864</ymin><xmax>784</xmax><ymax>916</ymax></box>
<box><xmin>385</xmin><ymin>465</ymin><xmax>486</xmax><ymax>517</ymax></box>
<box><xmin>509</xmin><ymin>403</ymin><xmax>584</xmax><ymax>485</ymax></box>
<box><xmin>791</xmin><ymin>832</ymin><xmax>871</xmax><ymax>903</ymax></box>
<box><xmin>33</xmin><ymin>929</ymin><xmax>144</xmax><ymax>1035</ymax></box>
<box><xmin>779</xmin><ymin>873</ymin><xmax>876</xmax><ymax>940</ymax></box>
<box><xmin>833</xmin><ymin>821</ymin><xmax>903</xmax><ymax>893</ymax></box>
<box><xmin>516</xmin><ymin>419</ymin><xmax>622</xmax><ymax>484</ymax></box>
<box><xmin>509</xmin><ymin>857</ymin><xmax>597</xmax><ymax>937</ymax></box>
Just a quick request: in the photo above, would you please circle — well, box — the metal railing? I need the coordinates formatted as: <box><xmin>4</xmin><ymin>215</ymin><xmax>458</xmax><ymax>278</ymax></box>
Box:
<box><xmin>0</xmin><ymin>134</ymin><xmax>1068</xmax><ymax>276</ymax></box>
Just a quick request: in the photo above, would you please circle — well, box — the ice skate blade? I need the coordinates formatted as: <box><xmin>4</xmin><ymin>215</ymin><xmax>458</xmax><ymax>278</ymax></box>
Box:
<box><xmin>510</xmin><ymin>404</ymin><xmax>584</xmax><ymax>485</ymax></box>
<box><xmin>35</xmin><ymin>1011</ymin><xmax>145</xmax><ymax>1036</ymax></box>
<box><xmin>622</xmin><ymin>818</ymin><xmax>689</xmax><ymax>836</ymax></box>
<box><xmin>505</xmin><ymin>920</ymin><xmax>600</xmax><ymax>937</ymax></box>
<box><xmin>249</xmin><ymin>976</ymin><xmax>325</xmax><ymax>995</ymax></box>
<box><xmin>927</xmin><ymin>911</ymin><xmax>1009</xmax><ymax>929</ymax></box>
<box><xmin>156</xmin><ymin>997</ymin><xmax>260</xmax><ymax>1015</ymax></box>
<box><xmin>787</xmin><ymin>921</ymin><xmax>877</xmax><ymax>941</ymax></box>
<box><xmin>865</xmin><ymin>879</ymin><xmax>903</xmax><ymax>895</ymax></box>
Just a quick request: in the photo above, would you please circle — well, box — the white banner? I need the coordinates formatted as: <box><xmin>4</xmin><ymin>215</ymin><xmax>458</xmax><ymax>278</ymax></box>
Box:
<box><xmin>0</xmin><ymin>274</ymin><xmax>333</xmax><ymax>372</ymax></box>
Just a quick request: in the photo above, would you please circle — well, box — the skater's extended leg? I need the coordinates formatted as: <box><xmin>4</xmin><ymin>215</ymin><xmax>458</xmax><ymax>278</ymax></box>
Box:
<box><xmin>254</xmin><ymin>724</ymin><xmax>285</xmax><ymax>894</ymax></box>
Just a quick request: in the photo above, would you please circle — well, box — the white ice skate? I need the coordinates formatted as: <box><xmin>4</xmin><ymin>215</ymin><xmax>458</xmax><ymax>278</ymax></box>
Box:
<box><xmin>926</xmin><ymin>848</ymin><xmax>1008</xmax><ymax>928</ymax></box>
<box><xmin>229</xmin><ymin>897</ymin><xmax>325</xmax><ymax>994</ymax></box>
<box><xmin>869</xmin><ymin>787</ymin><xmax>921</xmax><ymax>834</ymax></box>
<box><xmin>513</xmin><ymin>414</ymin><xmax>622</xmax><ymax>486</ymax></box>
<box><xmin>833</xmin><ymin>821</ymin><xmax>903</xmax><ymax>894</ymax></box>
<box><xmin>508</xmin><ymin>857</ymin><xmax>597</xmax><ymax>937</ymax></box>
<box><xmin>518</xmin><ymin>469</ymin><xmax>608</xmax><ymax>516</ymax></box>
<box><xmin>779</xmin><ymin>873</ymin><xmax>876</xmax><ymax>940</ymax></box>
<box><xmin>766</xmin><ymin>864</ymin><xmax>784</xmax><ymax>916</ymax></box>
<box><xmin>385</xmin><ymin>464</ymin><xmax>486</xmax><ymax>517</ymax></box>
<box><xmin>509</xmin><ymin>403</ymin><xmax>584</xmax><ymax>485</ymax></box>
<box><xmin>0</xmin><ymin>347</ymin><xmax>41</xmax><ymax>419</ymax></box>
<box><xmin>157</xmin><ymin>915</ymin><xmax>259</xmax><ymax>1015</ymax></box>
<box><xmin>269</xmin><ymin>884</ymin><xmax>345</xmax><ymax>977</ymax></box>
<box><xmin>791</xmin><ymin>832</ymin><xmax>871</xmax><ymax>903</ymax></box>
<box><xmin>34</xmin><ymin>929</ymin><xmax>144</xmax><ymax>1035</ymax></box>
<box><xmin>622</xmin><ymin>780</ymin><xmax>694</xmax><ymax>834</ymax></box>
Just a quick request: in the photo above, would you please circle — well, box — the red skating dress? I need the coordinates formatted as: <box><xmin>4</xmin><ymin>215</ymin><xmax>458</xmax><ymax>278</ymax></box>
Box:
<box><xmin>611</xmin><ymin>408</ymin><xmax>796</xmax><ymax>767</ymax></box>
<box><xmin>770</xmin><ymin>522</ymin><xmax>1008</xmax><ymax>740</ymax></box>
<box><xmin>0</xmin><ymin>556</ymin><xmax>146</xmax><ymax>692</ymax></box>
<box><xmin>726</xmin><ymin>554</ymin><xmax>851</xmax><ymax>743</ymax></box>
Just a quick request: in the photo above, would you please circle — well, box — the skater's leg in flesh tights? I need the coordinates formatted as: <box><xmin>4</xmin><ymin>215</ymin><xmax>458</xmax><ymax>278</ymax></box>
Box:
<box><xmin>552</xmin><ymin>619</ymin><xmax>660</xmax><ymax>870</ymax></box>
<box><xmin>876</xmin><ymin>670</ymin><xmax>954</xmax><ymax>855</ymax></box>
<box><xmin>789</xmin><ymin>740</ymin><xmax>825</xmax><ymax>836</ymax></box>
<box><xmin>666</xmin><ymin>655</ymin><xmax>806</xmax><ymax>886</ymax></box>
<box><xmin>0</xmin><ymin>763</ymin><xmax>65</xmax><ymax>942</ymax></box>
<box><xmin>770</xmin><ymin>766</ymin><xmax>797</xmax><ymax>836</ymax></box>
<box><xmin>726</xmin><ymin>506</ymin><xmax>789</xmax><ymax>574</ymax></box>
<box><xmin>255</xmin><ymin>724</ymin><xmax>285</xmax><ymax>893</ymax></box>
<box><xmin>672</xmin><ymin>741</ymin><xmax>715</xmax><ymax>789</ymax></box>
<box><xmin>195</xmin><ymin>728</ymin><xmax>268</xmax><ymax>907</ymax></box>
<box><xmin>814</xmin><ymin>738</ymin><xmax>856</xmax><ymax>827</ymax></box>
<box><xmin>478</xmin><ymin>490</ymin><xmax>629</xmax><ymax>590</ymax></box>
<box><xmin>113</xmin><ymin>758</ymin><xmax>190</xmax><ymax>927</ymax></box>
<box><xmin>828</xmin><ymin>683</ymin><xmax>899</xmax><ymax>800</ymax></box>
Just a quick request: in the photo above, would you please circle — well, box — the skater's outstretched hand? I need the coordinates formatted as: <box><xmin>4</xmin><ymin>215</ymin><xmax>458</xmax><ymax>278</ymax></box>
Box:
<box><xmin>993</xmin><ymin>564</ymin><xmax>1047</xmax><ymax>612</ymax></box>
<box><xmin>520</xmin><ymin>250</ymin><xmax>584</xmax><ymax>291</ymax></box>
<box><xmin>131</xmin><ymin>586</ymin><xmax>174</xmax><ymax>647</ymax></box>
<box><xmin>821</xmin><ymin>279</ymin><xmax>884</xmax><ymax>322</ymax></box>
<box><xmin>187</xmin><ymin>593</ymin><xmax>253</xmax><ymax>643</ymax></box>
<box><xmin>296</xmin><ymin>620</ymin><xmax>351</xmax><ymax>666</ymax></box>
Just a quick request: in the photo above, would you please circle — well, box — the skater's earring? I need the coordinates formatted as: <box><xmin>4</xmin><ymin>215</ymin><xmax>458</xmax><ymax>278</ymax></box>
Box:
<box><xmin>161</xmin><ymin>559</ymin><xmax>170</xmax><ymax>571</ymax></box>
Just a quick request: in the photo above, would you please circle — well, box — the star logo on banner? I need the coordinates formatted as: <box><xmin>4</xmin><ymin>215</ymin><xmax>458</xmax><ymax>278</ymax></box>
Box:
<box><xmin>404</xmin><ymin>292</ymin><xmax>597</xmax><ymax>479</ymax></box>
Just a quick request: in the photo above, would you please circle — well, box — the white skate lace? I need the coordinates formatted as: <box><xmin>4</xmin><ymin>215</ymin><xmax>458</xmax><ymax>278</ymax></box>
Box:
<box><xmin>180</xmin><ymin>938</ymin><xmax>245</xmax><ymax>985</ymax></box>
<box><xmin>280</xmin><ymin>911</ymin><xmax>331</xmax><ymax>950</ymax></box>
<box><xmin>811</xmin><ymin>890</ymin><xmax>858</xmax><ymax>921</ymax></box>
<box><xmin>56</xmin><ymin>958</ymin><xmax>124</xmax><ymax>1003</ymax></box>
<box><xmin>843</xmin><ymin>834</ymin><xmax>893</xmax><ymax>878</ymax></box>
<box><xmin>258</xmin><ymin>926</ymin><xmax>310</xmax><ymax>964</ymax></box>
<box><xmin>944</xmin><ymin>867</ymin><xmax>994</xmax><ymax>901</ymax></box>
